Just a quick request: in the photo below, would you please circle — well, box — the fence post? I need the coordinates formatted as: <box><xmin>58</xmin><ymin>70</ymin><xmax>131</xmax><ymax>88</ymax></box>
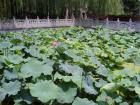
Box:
<box><xmin>13</xmin><ymin>17</ymin><xmax>16</xmax><ymax>28</ymax></box>
<box><xmin>65</xmin><ymin>14</ymin><xmax>68</xmax><ymax>21</ymax></box>
<box><xmin>36</xmin><ymin>16</ymin><xmax>40</xmax><ymax>27</ymax></box>
<box><xmin>106</xmin><ymin>17</ymin><xmax>109</xmax><ymax>28</ymax></box>
<box><xmin>57</xmin><ymin>17</ymin><xmax>59</xmax><ymax>20</ymax></box>
<box><xmin>64</xmin><ymin>15</ymin><xmax>68</xmax><ymax>26</ymax></box>
<box><xmin>129</xmin><ymin>18</ymin><xmax>132</xmax><ymax>29</ymax></box>
<box><xmin>96</xmin><ymin>18</ymin><xmax>99</xmax><ymax>26</ymax></box>
<box><xmin>71</xmin><ymin>13</ymin><xmax>75</xmax><ymax>26</ymax></box>
<box><xmin>56</xmin><ymin>17</ymin><xmax>59</xmax><ymax>27</ymax></box>
<box><xmin>71</xmin><ymin>13</ymin><xmax>75</xmax><ymax>21</ymax></box>
<box><xmin>25</xmin><ymin>16</ymin><xmax>29</xmax><ymax>28</ymax></box>
<box><xmin>47</xmin><ymin>15</ymin><xmax>51</xmax><ymax>27</ymax></box>
<box><xmin>47</xmin><ymin>15</ymin><xmax>50</xmax><ymax>22</ymax></box>
<box><xmin>117</xmin><ymin>18</ymin><xmax>120</xmax><ymax>30</ymax></box>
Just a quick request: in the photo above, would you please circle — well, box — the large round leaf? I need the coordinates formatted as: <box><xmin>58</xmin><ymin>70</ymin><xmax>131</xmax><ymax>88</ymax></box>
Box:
<box><xmin>19</xmin><ymin>60</ymin><xmax>53</xmax><ymax>78</ymax></box>
<box><xmin>134</xmin><ymin>87</ymin><xmax>140</xmax><ymax>96</ymax></box>
<box><xmin>59</xmin><ymin>64</ymin><xmax>83</xmax><ymax>88</ymax></box>
<box><xmin>2</xmin><ymin>80</ymin><xmax>21</xmax><ymax>96</ymax></box>
<box><xmin>0</xmin><ymin>88</ymin><xmax>7</xmax><ymax>102</ymax></box>
<box><xmin>101</xmin><ymin>83</ymin><xmax>120</xmax><ymax>92</ymax></box>
<box><xmin>60</xmin><ymin>64</ymin><xmax>83</xmax><ymax>75</ymax></box>
<box><xmin>54</xmin><ymin>72</ymin><xmax>82</xmax><ymax>88</ymax></box>
<box><xmin>134</xmin><ymin>56</ymin><xmax>140</xmax><ymax>66</ymax></box>
<box><xmin>57</xmin><ymin>84</ymin><xmax>77</xmax><ymax>104</ymax></box>
<box><xmin>83</xmin><ymin>76</ymin><xmax>98</xmax><ymax>95</ymax></box>
<box><xmin>5</xmin><ymin>55</ymin><xmax>24</xmax><ymax>64</ymax></box>
<box><xmin>72</xmin><ymin>97</ymin><xmax>96</xmax><ymax>105</ymax></box>
<box><xmin>29</xmin><ymin>80</ymin><xmax>60</xmax><ymax>103</ymax></box>
<box><xmin>0</xmin><ymin>80</ymin><xmax>21</xmax><ymax>101</ymax></box>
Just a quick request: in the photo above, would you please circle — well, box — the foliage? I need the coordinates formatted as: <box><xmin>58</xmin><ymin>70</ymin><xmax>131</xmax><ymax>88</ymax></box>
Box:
<box><xmin>0</xmin><ymin>0</ymin><xmax>124</xmax><ymax>19</ymax></box>
<box><xmin>123</xmin><ymin>0</ymin><xmax>140</xmax><ymax>15</ymax></box>
<box><xmin>0</xmin><ymin>26</ymin><xmax>140</xmax><ymax>105</ymax></box>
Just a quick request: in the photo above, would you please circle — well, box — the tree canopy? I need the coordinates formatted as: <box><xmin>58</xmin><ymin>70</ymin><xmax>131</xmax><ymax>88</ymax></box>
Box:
<box><xmin>0</xmin><ymin>0</ymin><xmax>140</xmax><ymax>19</ymax></box>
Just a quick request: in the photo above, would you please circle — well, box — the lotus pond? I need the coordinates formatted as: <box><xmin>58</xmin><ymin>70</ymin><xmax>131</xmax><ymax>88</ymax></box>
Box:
<box><xmin>0</xmin><ymin>27</ymin><xmax>140</xmax><ymax>105</ymax></box>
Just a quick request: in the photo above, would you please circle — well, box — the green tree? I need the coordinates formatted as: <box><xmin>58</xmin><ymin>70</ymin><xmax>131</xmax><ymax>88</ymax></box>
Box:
<box><xmin>0</xmin><ymin>0</ymin><xmax>132</xmax><ymax>19</ymax></box>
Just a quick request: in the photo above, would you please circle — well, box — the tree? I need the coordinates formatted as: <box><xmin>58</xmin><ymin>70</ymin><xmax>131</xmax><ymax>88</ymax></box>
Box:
<box><xmin>123</xmin><ymin>0</ymin><xmax>140</xmax><ymax>16</ymax></box>
<box><xmin>0</xmin><ymin>0</ymin><xmax>137</xmax><ymax>19</ymax></box>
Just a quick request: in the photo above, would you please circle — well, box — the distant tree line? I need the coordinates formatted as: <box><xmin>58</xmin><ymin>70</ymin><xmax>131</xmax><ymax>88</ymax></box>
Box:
<box><xmin>0</xmin><ymin>0</ymin><xmax>140</xmax><ymax>19</ymax></box>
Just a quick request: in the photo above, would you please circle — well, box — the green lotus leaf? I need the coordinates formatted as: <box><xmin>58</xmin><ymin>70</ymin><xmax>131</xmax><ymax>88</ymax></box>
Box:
<box><xmin>29</xmin><ymin>80</ymin><xmax>60</xmax><ymax>103</ymax></box>
<box><xmin>60</xmin><ymin>63</ymin><xmax>83</xmax><ymax>88</ymax></box>
<box><xmin>71</xmin><ymin>74</ymin><xmax>83</xmax><ymax>88</ymax></box>
<box><xmin>5</xmin><ymin>54</ymin><xmax>24</xmax><ymax>64</ymax></box>
<box><xmin>95</xmin><ymin>79</ymin><xmax>108</xmax><ymax>88</ymax></box>
<box><xmin>0</xmin><ymin>60</ymin><xmax>3</xmax><ymax>69</ymax></box>
<box><xmin>83</xmin><ymin>76</ymin><xmax>98</xmax><ymax>95</ymax></box>
<box><xmin>120</xmin><ymin>102</ymin><xmax>129</xmax><ymax>105</ymax></box>
<box><xmin>54</xmin><ymin>72</ymin><xmax>72</xmax><ymax>82</ymax></box>
<box><xmin>0</xmin><ymin>26</ymin><xmax>140</xmax><ymax>105</ymax></box>
<box><xmin>101</xmin><ymin>83</ymin><xmax>120</xmax><ymax>92</ymax></box>
<box><xmin>11</xmin><ymin>46</ymin><xmax>25</xmax><ymax>51</ymax></box>
<box><xmin>133</xmin><ymin>102</ymin><xmax>140</xmax><ymax>105</ymax></box>
<box><xmin>54</xmin><ymin>72</ymin><xmax>82</xmax><ymax>88</ymax></box>
<box><xmin>134</xmin><ymin>56</ymin><xmax>140</xmax><ymax>66</ymax></box>
<box><xmin>120</xmin><ymin>78</ymin><xmax>133</xmax><ymax>87</ymax></box>
<box><xmin>96</xmin><ymin>65</ymin><xmax>109</xmax><ymax>77</ymax></box>
<box><xmin>113</xmin><ymin>69</ymin><xmax>136</xmax><ymax>78</ymax></box>
<box><xmin>96</xmin><ymin>91</ymin><xmax>118</xmax><ymax>104</ymax></box>
<box><xmin>0</xmin><ymin>80</ymin><xmax>21</xmax><ymax>100</ymax></box>
<box><xmin>13</xmin><ymin>89</ymin><xmax>32</xmax><ymax>104</ymax></box>
<box><xmin>57</xmin><ymin>84</ymin><xmax>77</xmax><ymax>104</ymax></box>
<box><xmin>19</xmin><ymin>60</ymin><xmax>53</xmax><ymax>78</ymax></box>
<box><xmin>72</xmin><ymin>97</ymin><xmax>96</xmax><ymax>105</ymax></box>
<box><xmin>25</xmin><ymin>46</ymin><xmax>41</xmax><ymax>58</ymax></box>
<box><xmin>0</xmin><ymin>41</ymin><xmax>11</xmax><ymax>48</ymax></box>
<box><xmin>60</xmin><ymin>64</ymin><xmax>83</xmax><ymax>75</ymax></box>
<box><xmin>4</xmin><ymin>70</ymin><xmax>18</xmax><ymax>80</ymax></box>
<box><xmin>134</xmin><ymin>87</ymin><xmax>140</xmax><ymax>96</ymax></box>
<box><xmin>110</xmin><ymin>46</ymin><xmax>120</xmax><ymax>53</ymax></box>
<box><xmin>10</xmin><ymin>36</ymin><xmax>23</xmax><ymax>44</ymax></box>
<box><xmin>64</xmin><ymin>50</ymin><xmax>85</xmax><ymax>64</ymax></box>
<box><xmin>0</xmin><ymin>88</ymin><xmax>7</xmax><ymax>102</ymax></box>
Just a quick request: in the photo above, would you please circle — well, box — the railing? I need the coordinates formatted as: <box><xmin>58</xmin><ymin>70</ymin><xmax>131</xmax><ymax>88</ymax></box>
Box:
<box><xmin>0</xmin><ymin>17</ymin><xmax>139</xmax><ymax>31</ymax></box>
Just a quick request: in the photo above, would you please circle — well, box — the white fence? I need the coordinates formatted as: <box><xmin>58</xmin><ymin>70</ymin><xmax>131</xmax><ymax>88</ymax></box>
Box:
<box><xmin>0</xmin><ymin>17</ymin><xmax>139</xmax><ymax>31</ymax></box>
